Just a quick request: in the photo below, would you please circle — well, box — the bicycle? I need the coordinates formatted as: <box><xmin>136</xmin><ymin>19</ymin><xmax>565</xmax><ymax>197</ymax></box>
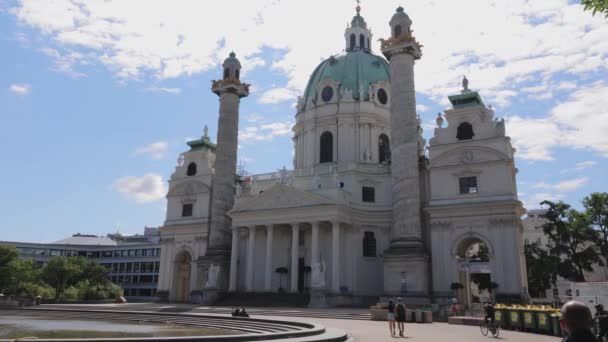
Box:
<box><xmin>480</xmin><ymin>317</ymin><xmax>500</xmax><ymax>338</ymax></box>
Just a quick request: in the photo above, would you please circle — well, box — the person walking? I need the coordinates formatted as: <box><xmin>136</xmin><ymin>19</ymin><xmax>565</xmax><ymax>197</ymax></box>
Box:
<box><xmin>395</xmin><ymin>297</ymin><xmax>407</xmax><ymax>337</ymax></box>
<box><xmin>560</xmin><ymin>301</ymin><xmax>598</xmax><ymax>342</ymax></box>
<box><xmin>387</xmin><ymin>299</ymin><xmax>396</xmax><ymax>336</ymax></box>
<box><xmin>595</xmin><ymin>304</ymin><xmax>608</xmax><ymax>341</ymax></box>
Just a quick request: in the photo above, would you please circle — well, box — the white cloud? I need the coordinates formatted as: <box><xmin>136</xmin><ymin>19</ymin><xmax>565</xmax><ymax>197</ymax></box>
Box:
<box><xmin>416</xmin><ymin>104</ymin><xmax>429</xmax><ymax>113</ymax></box>
<box><xmin>246</xmin><ymin>113</ymin><xmax>263</xmax><ymax>123</ymax></box>
<box><xmin>112</xmin><ymin>174</ymin><xmax>166</xmax><ymax>203</ymax></box>
<box><xmin>522</xmin><ymin>192</ymin><xmax>565</xmax><ymax>210</ymax></box>
<box><xmin>575</xmin><ymin>160</ymin><xmax>597</xmax><ymax>171</ymax></box>
<box><xmin>11</xmin><ymin>0</ymin><xmax>606</xmax><ymax>109</ymax></box>
<box><xmin>239</xmin><ymin>121</ymin><xmax>293</xmax><ymax>142</ymax></box>
<box><xmin>508</xmin><ymin>82</ymin><xmax>608</xmax><ymax>160</ymax></box>
<box><xmin>145</xmin><ymin>87</ymin><xmax>181</xmax><ymax>94</ymax></box>
<box><xmin>533</xmin><ymin>177</ymin><xmax>589</xmax><ymax>192</ymax></box>
<box><xmin>259</xmin><ymin>88</ymin><xmax>298</xmax><ymax>104</ymax></box>
<box><xmin>9</xmin><ymin>83</ymin><xmax>30</xmax><ymax>95</ymax></box>
<box><xmin>134</xmin><ymin>141</ymin><xmax>168</xmax><ymax>160</ymax></box>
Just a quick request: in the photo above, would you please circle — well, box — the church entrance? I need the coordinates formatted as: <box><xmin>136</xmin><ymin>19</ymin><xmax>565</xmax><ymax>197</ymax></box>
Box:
<box><xmin>174</xmin><ymin>251</ymin><xmax>192</xmax><ymax>302</ymax></box>
<box><xmin>456</xmin><ymin>237</ymin><xmax>492</xmax><ymax>307</ymax></box>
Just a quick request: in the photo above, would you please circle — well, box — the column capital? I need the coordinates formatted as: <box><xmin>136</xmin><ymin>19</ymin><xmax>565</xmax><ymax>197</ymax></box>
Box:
<box><xmin>248</xmin><ymin>224</ymin><xmax>256</xmax><ymax>230</ymax></box>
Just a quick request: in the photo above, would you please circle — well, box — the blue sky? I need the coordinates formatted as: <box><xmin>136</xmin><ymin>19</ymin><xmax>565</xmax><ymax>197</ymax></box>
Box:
<box><xmin>1</xmin><ymin>0</ymin><xmax>607</xmax><ymax>243</ymax></box>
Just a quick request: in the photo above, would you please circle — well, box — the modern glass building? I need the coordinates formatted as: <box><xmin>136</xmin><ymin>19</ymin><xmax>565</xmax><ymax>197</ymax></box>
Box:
<box><xmin>0</xmin><ymin>227</ymin><xmax>161</xmax><ymax>300</ymax></box>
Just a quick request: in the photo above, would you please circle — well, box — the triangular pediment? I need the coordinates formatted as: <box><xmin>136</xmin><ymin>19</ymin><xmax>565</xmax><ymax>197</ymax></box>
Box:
<box><xmin>230</xmin><ymin>183</ymin><xmax>335</xmax><ymax>213</ymax></box>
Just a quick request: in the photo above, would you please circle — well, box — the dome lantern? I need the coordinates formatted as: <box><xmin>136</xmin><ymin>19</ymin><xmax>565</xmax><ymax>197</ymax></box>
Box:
<box><xmin>344</xmin><ymin>1</ymin><xmax>372</xmax><ymax>52</ymax></box>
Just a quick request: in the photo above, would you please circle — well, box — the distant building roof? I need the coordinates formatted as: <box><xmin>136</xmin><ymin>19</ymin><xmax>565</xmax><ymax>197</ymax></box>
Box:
<box><xmin>52</xmin><ymin>234</ymin><xmax>117</xmax><ymax>246</ymax></box>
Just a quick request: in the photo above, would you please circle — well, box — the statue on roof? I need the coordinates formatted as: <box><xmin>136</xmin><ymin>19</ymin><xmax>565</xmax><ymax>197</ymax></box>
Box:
<box><xmin>462</xmin><ymin>76</ymin><xmax>469</xmax><ymax>92</ymax></box>
<box><xmin>203</xmin><ymin>125</ymin><xmax>209</xmax><ymax>138</ymax></box>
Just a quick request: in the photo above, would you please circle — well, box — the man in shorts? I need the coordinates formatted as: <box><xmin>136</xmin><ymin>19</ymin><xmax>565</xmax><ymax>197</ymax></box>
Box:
<box><xmin>395</xmin><ymin>297</ymin><xmax>407</xmax><ymax>337</ymax></box>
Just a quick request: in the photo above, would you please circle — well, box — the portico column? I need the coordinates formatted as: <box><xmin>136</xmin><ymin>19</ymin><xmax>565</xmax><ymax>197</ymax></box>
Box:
<box><xmin>331</xmin><ymin>221</ymin><xmax>340</xmax><ymax>293</ymax></box>
<box><xmin>246</xmin><ymin>225</ymin><xmax>256</xmax><ymax>292</ymax></box>
<box><xmin>265</xmin><ymin>225</ymin><xmax>274</xmax><ymax>291</ymax></box>
<box><xmin>290</xmin><ymin>223</ymin><xmax>299</xmax><ymax>293</ymax></box>
<box><xmin>311</xmin><ymin>222</ymin><xmax>320</xmax><ymax>267</ymax></box>
<box><xmin>229</xmin><ymin>227</ymin><xmax>239</xmax><ymax>292</ymax></box>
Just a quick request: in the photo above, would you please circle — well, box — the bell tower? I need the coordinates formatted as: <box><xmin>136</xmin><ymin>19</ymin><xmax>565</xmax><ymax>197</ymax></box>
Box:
<box><xmin>380</xmin><ymin>7</ymin><xmax>430</xmax><ymax>302</ymax></box>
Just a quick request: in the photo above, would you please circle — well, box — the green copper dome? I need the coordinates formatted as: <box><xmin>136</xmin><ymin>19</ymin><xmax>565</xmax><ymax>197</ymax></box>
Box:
<box><xmin>303</xmin><ymin>50</ymin><xmax>390</xmax><ymax>106</ymax></box>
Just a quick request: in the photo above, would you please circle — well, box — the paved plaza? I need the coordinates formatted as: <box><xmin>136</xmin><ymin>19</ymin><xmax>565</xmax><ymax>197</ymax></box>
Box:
<box><xmin>38</xmin><ymin>303</ymin><xmax>561</xmax><ymax>342</ymax></box>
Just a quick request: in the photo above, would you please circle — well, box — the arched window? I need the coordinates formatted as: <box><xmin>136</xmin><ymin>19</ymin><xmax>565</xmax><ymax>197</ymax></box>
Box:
<box><xmin>186</xmin><ymin>162</ymin><xmax>197</xmax><ymax>176</ymax></box>
<box><xmin>394</xmin><ymin>25</ymin><xmax>402</xmax><ymax>38</ymax></box>
<box><xmin>456</xmin><ymin>122</ymin><xmax>475</xmax><ymax>140</ymax></box>
<box><xmin>223</xmin><ymin>68</ymin><xmax>230</xmax><ymax>79</ymax></box>
<box><xmin>363</xmin><ymin>231</ymin><xmax>377</xmax><ymax>257</ymax></box>
<box><xmin>379</xmin><ymin>134</ymin><xmax>391</xmax><ymax>164</ymax></box>
<box><xmin>359</xmin><ymin>34</ymin><xmax>365</xmax><ymax>49</ymax></box>
<box><xmin>235</xmin><ymin>69</ymin><xmax>240</xmax><ymax>80</ymax></box>
<box><xmin>350</xmin><ymin>34</ymin><xmax>356</xmax><ymax>51</ymax></box>
<box><xmin>319</xmin><ymin>131</ymin><xmax>333</xmax><ymax>163</ymax></box>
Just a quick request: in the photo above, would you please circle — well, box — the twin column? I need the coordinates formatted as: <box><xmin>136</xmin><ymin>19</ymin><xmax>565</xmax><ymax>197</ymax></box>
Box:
<box><xmin>228</xmin><ymin>222</ymin><xmax>341</xmax><ymax>293</ymax></box>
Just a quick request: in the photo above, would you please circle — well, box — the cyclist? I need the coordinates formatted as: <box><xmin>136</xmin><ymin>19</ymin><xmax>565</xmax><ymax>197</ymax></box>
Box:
<box><xmin>484</xmin><ymin>301</ymin><xmax>495</xmax><ymax>326</ymax></box>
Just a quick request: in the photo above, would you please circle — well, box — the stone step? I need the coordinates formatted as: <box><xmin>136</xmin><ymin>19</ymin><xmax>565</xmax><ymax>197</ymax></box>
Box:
<box><xmin>216</xmin><ymin>292</ymin><xmax>311</xmax><ymax>308</ymax></box>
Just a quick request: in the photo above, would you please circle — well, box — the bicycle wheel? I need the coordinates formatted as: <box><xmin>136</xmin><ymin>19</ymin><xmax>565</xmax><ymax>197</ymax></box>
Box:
<box><xmin>480</xmin><ymin>321</ymin><xmax>489</xmax><ymax>336</ymax></box>
<box><xmin>491</xmin><ymin>324</ymin><xmax>500</xmax><ymax>338</ymax></box>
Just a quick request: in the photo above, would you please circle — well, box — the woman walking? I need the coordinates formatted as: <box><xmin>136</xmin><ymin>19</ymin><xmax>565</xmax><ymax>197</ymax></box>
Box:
<box><xmin>387</xmin><ymin>299</ymin><xmax>396</xmax><ymax>336</ymax></box>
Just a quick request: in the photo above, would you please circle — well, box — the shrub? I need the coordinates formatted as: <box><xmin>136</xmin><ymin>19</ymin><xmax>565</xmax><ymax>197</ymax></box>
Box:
<box><xmin>19</xmin><ymin>282</ymin><xmax>54</xmax><ymax>300</ymax></box>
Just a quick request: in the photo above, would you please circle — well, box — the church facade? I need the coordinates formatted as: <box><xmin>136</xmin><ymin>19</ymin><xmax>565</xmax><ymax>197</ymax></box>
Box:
<box><xmin>156</xmin><ymin>6</ymin><xmax>527</xmax><ymax>306</ymax></box>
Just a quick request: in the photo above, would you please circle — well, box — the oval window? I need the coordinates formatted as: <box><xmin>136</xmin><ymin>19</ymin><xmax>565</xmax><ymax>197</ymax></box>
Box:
<box><xmin>377</xmin><ymin>88</ymin><xmax>388</xmax><ymax>105</ymax></box>
<box><xmin>321</xmin><ymin>86</ymin><xmax>334</xmax><ymax>102</ymax></box>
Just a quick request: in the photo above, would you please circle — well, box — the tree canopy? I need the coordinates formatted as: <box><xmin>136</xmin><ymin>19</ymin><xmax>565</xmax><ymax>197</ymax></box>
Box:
<box><xmin>540</xmin><ymin>200</ymin><xmax>602</xmax><ymax>282</ymax></box>
<box><xmin>581</xmin><ymin>0</ymin><xmax>608</xmax><ymax>17</ymax></box>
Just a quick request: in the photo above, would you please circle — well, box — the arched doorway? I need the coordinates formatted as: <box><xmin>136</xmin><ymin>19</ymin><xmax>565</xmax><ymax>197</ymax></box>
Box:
<box><xmin>455</xmin><ymin>237</ymin><xmax>492</xmax><ymax>306</ymax></box>
<box><xmin>174</xmin><ymin>250</ymin><xmax>192</xmax><ymax>302</ymax></box>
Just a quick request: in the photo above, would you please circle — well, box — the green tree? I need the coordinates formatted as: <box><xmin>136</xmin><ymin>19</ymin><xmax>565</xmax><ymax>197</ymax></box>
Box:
<box><xmin>82</xmin><ymin>261</ymin><xmax>109</xmax><ymax>290</ymax></box>
<box><xmin>524</xmin><ymin>242</ymin><xmax>559</xmax><ymax>298</ymax></box>
<box><xmin>541</xmin><ymin>200</ymin><xmax>602</xmax><ymax>282</ymax></box>
<box><xmin>41</xmin><ymin>257</ymin><xmax>83</xmax><ymax>301</ymax></box>
<box><xmin>0</xmin><ymin>245</ymin><xmax>19</xmax><ymax>293</ymax></box>
<box><xmin>583</xmin><ymin>192</ymin><xmax>608</xmax><ymax>266</ymax></box>
<box><xmin>581</xmin><ymin>0</ymin><xmax>608</xmax><ymax>17</ymax></box>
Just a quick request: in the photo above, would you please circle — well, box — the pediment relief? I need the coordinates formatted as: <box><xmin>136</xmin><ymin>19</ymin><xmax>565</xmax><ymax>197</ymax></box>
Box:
<box><xmin>358</xmin><ymin>178</ymin><xmax>380</xmax><ymax>186</ymax></box>
<box><xmin>167</xmin><ymin>180</ymin><xmax>210</xmax><ymax>197</ymax></box>
<box><xmin>230</xmin><ymin>183</ymin><xmax>334</xmax><ymax>213</ymax></box>
<box><xmin>430</xmin><ymin>146</ymin><xmax>508</xmax><ymax>168</ymax></box>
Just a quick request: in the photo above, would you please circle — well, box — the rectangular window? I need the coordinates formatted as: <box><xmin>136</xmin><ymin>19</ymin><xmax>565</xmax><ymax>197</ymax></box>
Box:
<box><xmin>182</xmin><ymin>203</ymin><xmax>193</xmax><ymax>217</ymax></box>
<box><xmin>459</xmin><ymin>176</ymin><xmax>478</xmax><ymax>194</ymax></box>
<box><xmin>362</xmin><ymin>186</ymin><xmax>375</xmax><ymax>202</ymax></box>
<box><xmin>363</xmin><ymin>231</ymin><xmax>377</xmax><ymax>257</ymax></box>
